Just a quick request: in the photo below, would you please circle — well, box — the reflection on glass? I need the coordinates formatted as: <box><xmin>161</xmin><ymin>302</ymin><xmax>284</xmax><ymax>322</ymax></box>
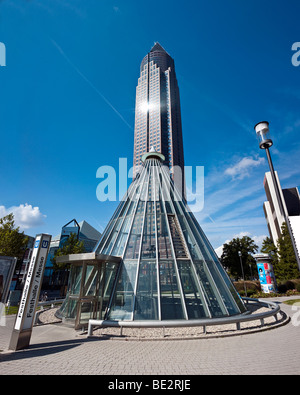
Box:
<box><xmin>67</xmin><ymin>299</ymin><xmax>78</xmax><ymax>319</ymax></box>
<box><xmin>70</xmin><ymin>266</ymin><xmax>83</xmax><ymax>295</ymax></box>
<box><xmin>124</xmin><ymin>201</ymin><xmax>145</xmax><ymax>259</ymax></box>
<box><xmin>83</xmin><ymin>265</ymin><xmax>98</xmax><ymax>297</ymax></box>
<box><xmin>134</xmin><ymin>260</ymin><xmax>158</xmax><ymax>320</ymax></box>
<box><xmin>102</xmin><ymin>262</ymin><xmax>119</xmax><ymax>318</ymax></box>
<box><xmin>79</xmin><ymin>301</ymin><xmax>94</xmax><ymax>323</ymax></box>
<box><xmin>213</xmin><ymin>260</ymin><xmax>247</xmax><ymax>313</ymax></box>
<box><xmin>141</xmin><ymin>212</ymin><xmax>156</xmax><ymax>259</ymax></box>
<box><xmin>160</xmin><ymin>260</ymin><xmax>184</xmax><ymax>319</ymax></box>
<box><xmin>193</xmin><ymin>260</ymin><xmax>224</xmax><ymax>317</ymax></box>
<box><xmin>177</xmin><ymin>260</ymin><xmax>207</xmax><ymax>319</ymax></box>
<box><xmin>108</xmin><ymin>260</ymin><xmax>138</xmax><ymax>320</ymax></box>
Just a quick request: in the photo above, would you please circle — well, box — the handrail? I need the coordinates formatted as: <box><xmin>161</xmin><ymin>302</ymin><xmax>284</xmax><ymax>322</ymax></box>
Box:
<box><xmin>37</xmin><ymin>298</ymin><xmax>65</xmax><ymax>308</ymax></box>
<box><xmin>87</xmin><ymin>297</ymin><xmax>281</xmax><ymax>336</ymax></box>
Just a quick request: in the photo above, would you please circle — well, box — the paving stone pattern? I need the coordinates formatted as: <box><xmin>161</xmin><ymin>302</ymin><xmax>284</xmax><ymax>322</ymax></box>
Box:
<box><xmin>0</xmin><ymin>297</ymin><xmax>299</xmax><ymax>375</ymax></box>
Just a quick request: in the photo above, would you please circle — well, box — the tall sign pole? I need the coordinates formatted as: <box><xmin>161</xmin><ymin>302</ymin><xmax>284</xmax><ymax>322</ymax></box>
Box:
<box><xmin>9</xmin><ymin>233</ymin><xmax>51</xmax><ymax>351</ymax></box>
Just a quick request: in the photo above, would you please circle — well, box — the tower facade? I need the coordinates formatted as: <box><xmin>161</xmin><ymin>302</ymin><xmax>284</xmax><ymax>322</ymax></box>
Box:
<box><xmin>133</xmin><ymin>43</ymin><xmax>185</xmax><ymax>195</ymax></box>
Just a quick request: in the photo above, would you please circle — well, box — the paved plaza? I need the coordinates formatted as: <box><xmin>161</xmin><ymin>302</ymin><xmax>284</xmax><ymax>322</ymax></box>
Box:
<box><xmin>0</xmin><ymin>296</ymin><xmax>299</xmax><ymax>376</ymax></box>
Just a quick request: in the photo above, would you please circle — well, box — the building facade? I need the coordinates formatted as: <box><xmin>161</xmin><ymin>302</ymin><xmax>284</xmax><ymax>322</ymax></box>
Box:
<box><xmin>263</xmin><ymin>171</ymin><xmax>287</xmax><ymax>245</ymax></box>
<box><xmin>44</xmin><ymin>219</ymin><xmax>101</xmax><ymax>287</ymax></box>
<box><xmin>263</xmin><ymin>171</ymin><xmax>300</xmax><ymax>259</ymax></box>
<box><xmin>133</xmin><ymin>43</ymin><xmax>185</xmax><ymax>196</ymax></box>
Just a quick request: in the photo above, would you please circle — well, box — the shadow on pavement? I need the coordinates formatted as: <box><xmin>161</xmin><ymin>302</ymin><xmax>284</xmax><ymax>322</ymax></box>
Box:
<box><xmin>0</xmin><ymin>337</ymin><xmax>101</xmax><ymax>363</ymax></box>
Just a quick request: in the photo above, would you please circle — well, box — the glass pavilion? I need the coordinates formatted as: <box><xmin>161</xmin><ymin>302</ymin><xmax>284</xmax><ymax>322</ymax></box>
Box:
<box><xmin>56</xmin><ymin>150</ymin><xmax>246</xmax><ymax>328</ymax></box>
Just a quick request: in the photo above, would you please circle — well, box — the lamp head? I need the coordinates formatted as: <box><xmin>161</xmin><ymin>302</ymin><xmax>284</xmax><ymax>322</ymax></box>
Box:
<box><xmin>254</xmin><ymin>121</ymin><xmax>273</xmax><ymax>149</ymax></box>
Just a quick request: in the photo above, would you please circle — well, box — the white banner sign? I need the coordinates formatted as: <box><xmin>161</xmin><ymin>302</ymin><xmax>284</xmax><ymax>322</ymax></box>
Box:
<box><xmin>14</xmin><ymin>234</ymin><xmax>51</xmax><ymax>331</ymax></box>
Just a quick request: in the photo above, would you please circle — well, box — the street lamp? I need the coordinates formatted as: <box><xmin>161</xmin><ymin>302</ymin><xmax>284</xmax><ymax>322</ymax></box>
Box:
<box><xmin>254</xmin><ymin>121</ymin><xmax>300</xmax><ymax>270</ymax></box>
<box><xmin>238</xmin><ymin>251</ymin><xmax>247</xmax><ymax>297</ymax></box>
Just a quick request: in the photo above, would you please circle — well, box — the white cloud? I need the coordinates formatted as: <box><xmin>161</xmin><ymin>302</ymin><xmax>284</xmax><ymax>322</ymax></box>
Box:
<box><xmin>215</xmin><ymin>245</ymin><xmax>224</xmax><ymax>258</ymax></box>
<box><xmin>0</xmin><ymin>204</ymin><xmax>46</xmax><ymax>230</ymax></box>
<box><xmin>224</xmin><ymin>156</ymin><xmax>265</xmax><ymax>180</ymax></box>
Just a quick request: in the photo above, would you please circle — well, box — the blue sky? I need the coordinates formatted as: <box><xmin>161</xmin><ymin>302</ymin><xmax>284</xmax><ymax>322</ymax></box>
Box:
<box><xmin>1</xmin><ymin>0</ymin><xmax>300</xmax><ymax>252</ymax></box>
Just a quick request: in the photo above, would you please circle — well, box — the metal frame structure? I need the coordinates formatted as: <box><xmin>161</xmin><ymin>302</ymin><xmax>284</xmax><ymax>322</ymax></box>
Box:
<box><xmin>87</xmin><ymin>298</ymin><xmax>282</xmax><ymax>336</ymax></box>
<box><xmin>57</xmin><ymin>151</ymin><xmax>249</xmax><ymax>328</ymax></box>
<box><xmin>95</xmin><ymin>152</ymin><xmax>247</xmax><ymax>322</ymax></box>
<box><xmin>55</xmin><ymin>253</ymin><xmax>121</xmax><ymax>329</ymax></box>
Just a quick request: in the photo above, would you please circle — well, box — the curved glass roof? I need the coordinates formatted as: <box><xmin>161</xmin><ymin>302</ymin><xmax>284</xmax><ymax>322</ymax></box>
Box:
<box><xmin>94</xmin><ymin>152</ymin><xmax>246</xmax><ymax>321</ymax></box>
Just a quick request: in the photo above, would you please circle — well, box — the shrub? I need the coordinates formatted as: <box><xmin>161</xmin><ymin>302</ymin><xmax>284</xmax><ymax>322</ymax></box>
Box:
<box><xmin>277</xmin><ymin>283</ymin><xmax>287</xmax><ymax>294</ymax></box>
<box><xmin>238</xmin><ymin>288</ymin><xmax>257</xmax><ymax>297</ymax></box>
<box><xmin>285</xmin><ymin>280</ymin><xmax>295</xmax><ymax>290</ymax></box>
<box><xmin>246</xmin><ymin>289</ymin><xmax>257</xmax><ymax>297</ymax></box>
<box><xmin>286</xmin><ymin>289</ymin><xmax>298</xmax><ymax>296</ymax></box>
<box><xmin>234</xmin><ymin>281</ymin><xmax>260</xmax><ymax>292</ymax></box>
<box><xmin>251</xmin><ymin>291</ymin><xmax>279</xmax><ymax>298</ymax></box>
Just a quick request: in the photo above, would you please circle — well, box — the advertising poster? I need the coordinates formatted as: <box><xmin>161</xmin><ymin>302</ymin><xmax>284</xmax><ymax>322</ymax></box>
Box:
<box><xmin>257</xmin><ymin>261</ymin><xmax>277</xmax><ymax>293</ymax></box>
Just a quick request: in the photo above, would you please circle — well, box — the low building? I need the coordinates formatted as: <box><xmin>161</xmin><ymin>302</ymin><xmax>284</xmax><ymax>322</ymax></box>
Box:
<box><xmin>43</xmin><ymin>220</ymin><xmax>101</xmax><ymax>288</ymax></box>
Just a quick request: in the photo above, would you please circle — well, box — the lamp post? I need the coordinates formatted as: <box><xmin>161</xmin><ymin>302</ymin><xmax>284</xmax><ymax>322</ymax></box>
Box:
<box><xmin>254</xmin><ymin>121</ymin><xmax>300</xmax><ymax>270</ymax></box>
<box><xmin>238</xmin><ymin>250</ymin><xmax>247</xmax><ymax>296</ymax></box>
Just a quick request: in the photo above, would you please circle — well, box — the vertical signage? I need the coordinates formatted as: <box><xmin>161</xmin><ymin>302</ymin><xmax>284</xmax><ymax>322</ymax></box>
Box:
<box><xmin>255</xmin><ymin>253</ymin><xmax>278</xmax><ymax>294</ymax></box>
<box><xmin>9</xmin><ymin>234</ymin><xmax>51</xmax><ymax>350</ymax></box>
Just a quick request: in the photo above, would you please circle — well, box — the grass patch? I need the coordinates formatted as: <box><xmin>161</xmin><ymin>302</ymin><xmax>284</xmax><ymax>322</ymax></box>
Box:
<box><xmin>282</xmin><ymin>299</ymin><xmax>300</xmax><ymax>306</ymax></box>
<box><xmin>5</xmin><ymin>306</ymin><xmax>19</xmax><ymax>315</ymax></box>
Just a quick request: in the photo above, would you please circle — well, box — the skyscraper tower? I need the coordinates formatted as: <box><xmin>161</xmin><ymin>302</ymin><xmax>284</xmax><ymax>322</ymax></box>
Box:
<box><xmin>133</xmin><ymin>43</ymin><xmax>185</xmax><ymax>195</ymax></box>
<box><xmin>55</xmin><ymin>44</ymin><xmax>249</xmax><ymax>327</ymax></box>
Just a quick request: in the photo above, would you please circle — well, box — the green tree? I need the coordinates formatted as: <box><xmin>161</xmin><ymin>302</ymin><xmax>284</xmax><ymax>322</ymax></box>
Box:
<box><xmin>0</xmin><ymin>213</ymin><xmax>28</xmax><ymax>258</ymax></box>
<box><xmin>51</xmin><ymin>232</ymin><xmax>85</xmax><ymax>271</ymax></box>
<box><xmin>276</xmin><ymin>222</ymin><xmax>300</xmax><ymax>280</ymax></box>
<box><xmin>261</xmin><ymin>236</ymin><xmax>278</xmax><ymax>267</ymax></box>
<box><xmin>221</xmin><ymin>236</ymin><xmax>258</xmax><ymax>279</ymax></box>
<box><xmin>51</xmin><ymin>233</ymin><xmax>85</xmax><ymax>295</ymax></box>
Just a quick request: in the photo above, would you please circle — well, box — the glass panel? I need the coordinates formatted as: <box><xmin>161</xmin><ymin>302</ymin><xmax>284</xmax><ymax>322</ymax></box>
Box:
<box><xmin>70</xmin><ymin>265</ymin><xmax>83</xmax><ymax>295</ymax></box>
<box><xmin>171</xmin><ymin>197</ymin><xmax>240</xmax><ymax>316</ymax></box>
<box><xmin>141</xmin><ymin>202</ymin><xmax>156</xmax><ymax>259</ymax></box>
<box><xmin>184</xmin><ymin>208</ymin><xmax>214</xmax><ymax>261</ymax></box>
<box><xmin>108</xmin><ymin>260</ymin><xmax>138</xmax><ymax>320</ymax></box>
<box><xmin>157</xmin><ymin>214</ymin><xmax>172</xmax><ymax>258</ymax></box>
<box><xmin>67</xmin><ymin>298</ymin><xmax>78</xmax><ymax>319</ymax></box>
<box><xmin>101</xmin><ymin>217</ymin><xmax>123</xmax><ymax>255</ymax></box>
<box><xmin>193</xmin><ymin>260</ymin><xmax>225</xmax><ymax>317</ymax></box>
<box><xmin>134</xmin><ymin>260</ymin><xmax>158</xmax><ymax>320</ymax></box>
<box><xmin>177</xmin><ymin>261</ymin><xmax>208</xmax><ymax>319</ymax></box>
<box><xmin>111</xmin><ymin>215</ymin><xmax>132</xmax><ymax>256</ymax></box>
<box><xmin>102</xmin><ymin>262</ymin><xmax>119</xmax><ymax>318</ymax></box>
<box><xmin>124</xmin><ymin>200</ymin><xmax>145</xmax><ymax>259</ymax></box>
<box><xmin>205</xmin><ymin>260</ymin><xmax>242</xmax><ymax>315</ymax></box>
<box><xmin>95</xmin><ymin>206</ymin><xmax>122</xmax><ymax>253</ymax></box>
<box><xmin>159</xmin><ymin>260</ymin><xmax>184</xmax><ymax>319</ymax></box>
<box><xmin>167</xmin><ymin>214</ymin><xmax>188</xmax><ymax>259</ymax></box>
<box><xmin>213</xmin><ymin>260</ymin><xmax>247</xmax><ymax>313</ymax></box>
<box><xmin>56</xmin><ymin>291</ymin><xmax>69</xmax><ymax>317</ymax></box>
<box><xmin>171</xmin><ymin>203</ymin><xmax>199</xmax><ymax>260</ymax></box>
<box><xmin>79</xmin><ymin>301</ymin><xmax>94</xmax><ymax>324</ymax></box>
<box><xmin>83</xmin><ymin>264</ymin><xmax>99</xmax><ymax>297</ymax></box>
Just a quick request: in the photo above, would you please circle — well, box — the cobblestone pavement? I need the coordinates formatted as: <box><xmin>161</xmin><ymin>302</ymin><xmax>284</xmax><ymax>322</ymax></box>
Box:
<box><xmin>0</xmin><ymin>297</ymin><xmax>299</xmax><ymax>375</ymax></box>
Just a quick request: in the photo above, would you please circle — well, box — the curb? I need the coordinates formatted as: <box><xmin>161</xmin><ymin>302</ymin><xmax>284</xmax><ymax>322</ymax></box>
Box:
<box><xmin>87</xmin><ymin>310</ymin><xmax>290</xmax><ymax>341</ymax></box>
